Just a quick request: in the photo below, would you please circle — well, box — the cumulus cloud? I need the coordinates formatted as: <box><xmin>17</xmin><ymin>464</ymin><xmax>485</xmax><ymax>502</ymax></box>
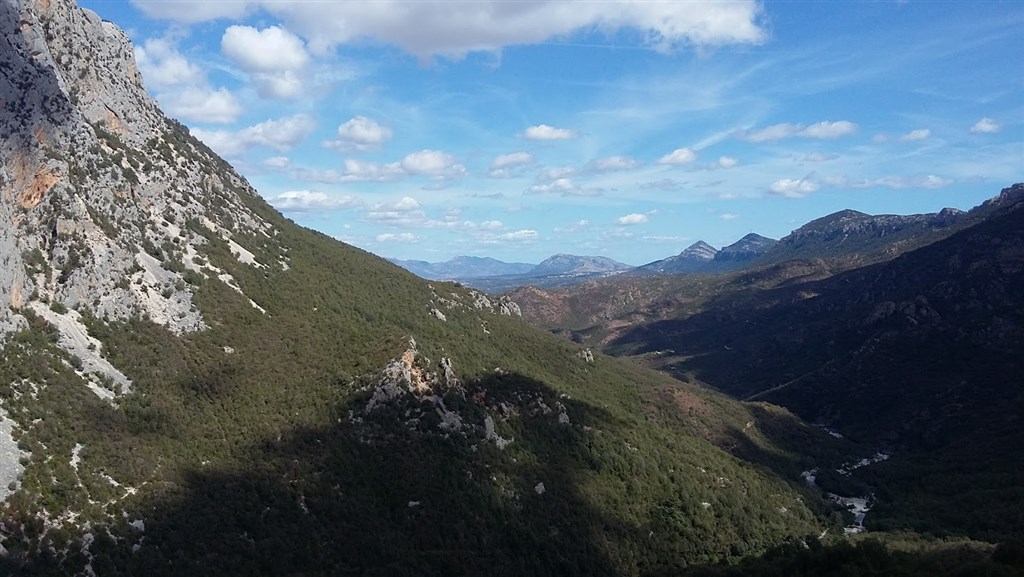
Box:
<box><xmin>376</xmin><ymin>232</ymin><xmax>417</xmax><ymax>242</ymax></box>
<box><xmin>488</xmin><ymin>151</ymin><xmax>533</xmax><ymax>177</ymax></box>
<box><xmin>221</xmin><ymin>25</ymin><xmax>310</xmax><ymax>99</ymax></box>
<box><xmin>617</xmin><ymin>213</ymin><xmax>648</xmax><ymax>225</ymax></box>
<box><xmin>263</xmin><ymin>156</ymin><xmax>291</xmax><ymax>169</ymax></box>
<box><xmin>325</xmin><ymin>116</ymin><xmax>393</xmax><ymax>152</ymax></box>
<box><xmin>134</xmin><ymin>38</ymin><xmax>204</xmax><ymax>90</ymax></box>
<box><xmin>970</xmin><ymin>117</ymin><xmax>1000</xmax><ymax>134</ymax></box>
<box><xmin>162</xmin><ymin>87</ymin><xmax>243</xmax><ymax>125</ymax></box>
<box><xmin>339</xmin><ymin>158</ymin><xmax>404</xmax><ymax>182</ymax></box>
<box><xmin>191</xmin><ymin>114</ymin><xmax>316</xmax><ymax>157</ymax></box>
<box><xmin>222</xmin><ymin>25</ymin><xmax>309</xmax><ymax>72</ymax></box>
<box><xmin>709</xmin><ymin>156</ymin><xmax>738</xmax><ymax>169</ymax></box>
<box><xmin>770</xmin><ymin>176</ymin><xmax>819</xmax><ymax>198</ymax></box>
<box><xmin>529</xmin><ymin>178</ymin><xmax>577</xmax><ymax>194</ymax></box>
<box><xmin>900</xmin><ymin>129</ymin><xmax>931</xmax><ymax>141</ymax></box>
<box><xmin>500</xmin><ymin>229</ymin><xmax>538</xmax><ymax>241</ymax></box>
<box><xmin>135</xmin><ymin>1</ymin><xmax>766</xmax><ymax>57</ymax></box>
<box><xmin>522</xmin><ymin>124</ymin><xmax>578</xmax><ymax>141</ymax></box>
<box><xmin>589</xmin><ymin>155</ymin><xmax>641</xmax><ymax>172</ymax></box>
<box><xmin>134</xmin><ymin>37</ymin><xmax>242</xmax><ymax>124</ymax></box>
<box><xmin>800</xmin><ymin>121</ymin><xmax>858</xmax><ymax>139</ymax></box>
<box><xmin>365</xmin><ymin>197</ymin><xmax>426</xmax><ymax>227</ymax></box>
<box><xmin>268</xmin><ymin>190</ymin><xmax>362</xmax><ymax>212</ymax></box>
<box><xmin>740</xmin><ymin>121</ymin><xmax>858</xmax><ymax>142</ymax></box>
<box><xmin>401</xmin><ymin>150</ymin><xmax>467</xmax><ymax>180</ymax></box>
<box><xmin>658</xmin><ymin>148</ymin><xmax>697</xmax><ymax>165</ymax></box>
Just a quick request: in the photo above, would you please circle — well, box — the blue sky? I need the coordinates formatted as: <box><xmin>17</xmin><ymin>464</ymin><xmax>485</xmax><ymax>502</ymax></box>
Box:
<box><xmin>80</xmin><ymin>0</ymin><xmax>1022</xmax><ymax>265</ymax></box>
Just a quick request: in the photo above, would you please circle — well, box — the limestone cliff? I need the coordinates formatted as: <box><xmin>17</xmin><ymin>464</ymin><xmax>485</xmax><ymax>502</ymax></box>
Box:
<box><xmin>0</xmin><ymin>0</ymin><xmax>281</xmax><ymax>358</ymax></box>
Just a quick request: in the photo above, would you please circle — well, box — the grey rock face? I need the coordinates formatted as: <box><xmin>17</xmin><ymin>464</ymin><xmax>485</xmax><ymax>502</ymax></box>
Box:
<box><xmin>0</xmin><ymin>0</ymin><xmax>281</xmax><ymax>349</ymax></box>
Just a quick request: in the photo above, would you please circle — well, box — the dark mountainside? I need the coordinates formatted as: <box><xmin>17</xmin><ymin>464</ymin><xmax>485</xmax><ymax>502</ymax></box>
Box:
<box><xmin>523</xmin><ymin>184</ymin><xmax>1024</xmax><ymax>543</ymax></box>
<box><xmin>635</xmin><ymin>241</ymin><xmax>720</xmax><ymax>275</ymax></box>
<box><xmin>0</xmin><ymin>0</ymin><xmax>942</xmax><ymax>575</ymax></box>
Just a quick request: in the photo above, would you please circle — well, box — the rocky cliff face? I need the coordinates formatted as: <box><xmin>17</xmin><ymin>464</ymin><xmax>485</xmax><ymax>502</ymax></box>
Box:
<box><xmin>0</xmin><ymin>0</ymin><xmax>280</xmax><ymax>355</ymax></box>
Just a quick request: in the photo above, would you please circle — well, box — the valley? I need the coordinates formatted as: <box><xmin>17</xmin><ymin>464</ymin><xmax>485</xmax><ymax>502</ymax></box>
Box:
<box><xmin>0</xmin><ymin>0</ymin><xmax>1020</xmax><ymax>575</ymax></box>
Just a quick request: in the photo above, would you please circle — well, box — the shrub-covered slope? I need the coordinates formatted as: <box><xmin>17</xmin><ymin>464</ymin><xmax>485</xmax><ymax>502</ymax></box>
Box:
<box><xmin>0</xmin><ymin>1</ymin><xmax>852</xmax><ymax>574</ymax></box>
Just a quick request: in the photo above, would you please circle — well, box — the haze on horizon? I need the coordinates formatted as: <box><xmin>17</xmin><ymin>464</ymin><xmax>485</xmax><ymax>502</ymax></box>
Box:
<box><xmin>82</xmin><ymin>0</ymin><xmax>1022</xmax><ymax>265</ymax></box>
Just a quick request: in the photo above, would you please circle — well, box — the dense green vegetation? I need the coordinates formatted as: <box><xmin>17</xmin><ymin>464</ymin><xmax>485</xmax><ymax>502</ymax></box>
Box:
<box><xmin>0</xmin><ymin>200</ymin><xmax>863</xmax><ymax>575</ymax></box>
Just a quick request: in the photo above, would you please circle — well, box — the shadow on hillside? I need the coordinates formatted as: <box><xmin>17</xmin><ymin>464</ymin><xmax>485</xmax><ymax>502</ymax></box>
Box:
<box><xmin>16</xmin><ymin>372</ymin><xmax>655</xmax><ymax>576</ymax></box>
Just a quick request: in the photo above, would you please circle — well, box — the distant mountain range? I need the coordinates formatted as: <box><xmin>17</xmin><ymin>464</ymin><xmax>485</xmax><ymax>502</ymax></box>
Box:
<box><xmin>387</xmin><ymin>255</ymin><xmax>535</xmax><ymax>279</ymax></box>
<box><xmin>390</xmin><ymin>202</ymin><xmax>981</xmax><ymax>292</ymax></box>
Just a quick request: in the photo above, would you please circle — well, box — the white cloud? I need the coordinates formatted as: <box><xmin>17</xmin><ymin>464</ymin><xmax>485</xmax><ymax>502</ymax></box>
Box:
<box><xmin>134</xmin><ymin>37</ymin><xmax>242</xmax><ymax>124</ymax></box>
<box><xmin>770</xmin><ymin>177</ymin><xmax>819</xmax><ymax>198</ymax></box>
<box><xmin>136</xmin><ymin>1</ymin><xmax>766</xmax><ymax>57</ymax></box>
<box><xmin>489</xmin><ymin>151</ymin><xmax>533</xmax><ymax>177</ymax></box>
<box><xmin>719</xmin><ymin>213</ymin><xmax>739</xmax><ymax>220</ymax></box>
<box><xmin>658</xmin><ymin>148</ymin><xmax>697</xmax><ymax>165</ymax></box>
<box><xmin>134</xmin><ymin>38</ymin><xmax>203</xmax><ymax>90</ymax></box>
<box><xmin>221</xmin><ymin>25</ymin><xmax>310</xmax><ymax>99</ymax></box>
<box><xmin>365</xmin><ymin>197</ymin><xmax>426</xmax><ymax>227</ymax></box>
<box><xmin>529</xmin><ymin>178</ymin><xmax>577</xmax><ymax>194</ymax></box>
<box><xmin>222</xmin><ymin>26</ymin><xmax>309</xmax><ymax>72</ymax></box>
<box><xmin>590</xmin><ymin>155</ymin><xmax>641</xmax><ymax>172</ymax></box>
<box><xmin>970</xmin><ymin>117</ymin><xmax>1001</xmax><ymax>134</ymax></box>
<box><xmin>824</xmin><ymin>175</ymin><xmax>953</xmax><ymax>190</ymax></box>
<box><xmin>162</xmin><ymin>87</ymin><xmax>243</xmax><ymax>125</ymax></box>
<box><xmin>617</xmin><ymin>213</ymin><xmax>648</xmax><ymax>225</ymax></box>
<box><xmin>741</xmin><ymin>121</ymin><xmax>858</xmax><ymax>142</ymax></box>
<box><xmin>480</xmin><ymin>220</ymin><xmax>504</xmax><ymax>230</ymax></box>
<box><xmin>191</xmin><ymin>114</ymin><xmax>315</xmax><ymax>157</ymax></box>
<box><xmin>263</xmin><ymin>156</ymin><xmax>291</xmax><ymax>169</ymax></box>
<box><xmin>522</xmin><ymin>124</ymin><xmax>578</xmax><ymax>141</ymax></box>
<box><xmin>252</xmin><ymin>70</ymin><xmax>305</xmax><ymax>99</ymax></box>
<box><xmin>376</xmin><ymin>232</ymin><xmax>417</xmax><ymax>242</ymax></box>
<box><xmin>800</xmin><ymin>120</ymin><xmax>858</xmax><ymax>139</ymax></box>
<box><xmin>339</xmin><ymin>159</ymin><xmax>404</xmax><ymax>182</ymax></box>
<box><xmin>500</xmin><ymin>229</ymin><xmax>538</xmax><ymax>241</ymax></box>
<box><xmin>900</xmin><ymin>129</ymin><xmax>931</xmax><ymax>141</ymax></box>
<box><xmin>554</xmin><ymin>219</ymin><xmax>590</xmax><ymax>233</ymax></box>
<box><xmin>269</xmin><ymin>190</ymin><xmax>361</xmax><ymax>212</ymax></box>
<box><xmin>325</xmin><ymin>116</ymin><xmax>393</xmax><ymax>152</ymax></box>
<box><xmin>401</xmin><ymin>150</ymin><xmax>467</xmax><ymax>180</ymax></box>
<box><xmin>710</xmin><ymin>156</ymin><xmax>738</xmax><ymax>169</ymax></box>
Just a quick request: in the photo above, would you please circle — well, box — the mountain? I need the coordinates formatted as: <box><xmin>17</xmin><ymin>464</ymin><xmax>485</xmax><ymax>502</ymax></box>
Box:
<box><xmin>758</xmin><ymin>207</ymin><xmax>966</xmax><ymax>266</ymax></box>
<box><xmin>529</xmin><ymin>253</ymin><xmax>632</xmax><ymax>276</ymax></box>
<box><xmin>449</xmin><ymin>253</ymin><xmax>633</xmax><ymax>293</ymax></box>
<box><xmin>388</xmin><ymin>255</ymin><xmax>536</xmax><ymax>280</ymax></box>
<box><xmin>636</xmin><ymin>241</ymin><xmax>719</xmax><ymax>274</ymax></box>
<box><xmin>715</xmin><ymin>233</ymin><xmax>778</xmax><ymax>264</ymax></box>
<box><xmin>526</xmin><ymin>184</ymin><xmax>1024</xmax><ymax>541</ymax></box>
<box><xmin>0</xmin><ymin>1</ymin><xmax>864</xmax><ymax>574</ymax></box>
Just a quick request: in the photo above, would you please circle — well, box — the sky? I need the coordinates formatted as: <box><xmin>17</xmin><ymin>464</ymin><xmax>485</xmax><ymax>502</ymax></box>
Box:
<box><xmin>78</xmin><ymin>0</ymin><xmax>1023</xmax><ymax>266</ymax></box>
